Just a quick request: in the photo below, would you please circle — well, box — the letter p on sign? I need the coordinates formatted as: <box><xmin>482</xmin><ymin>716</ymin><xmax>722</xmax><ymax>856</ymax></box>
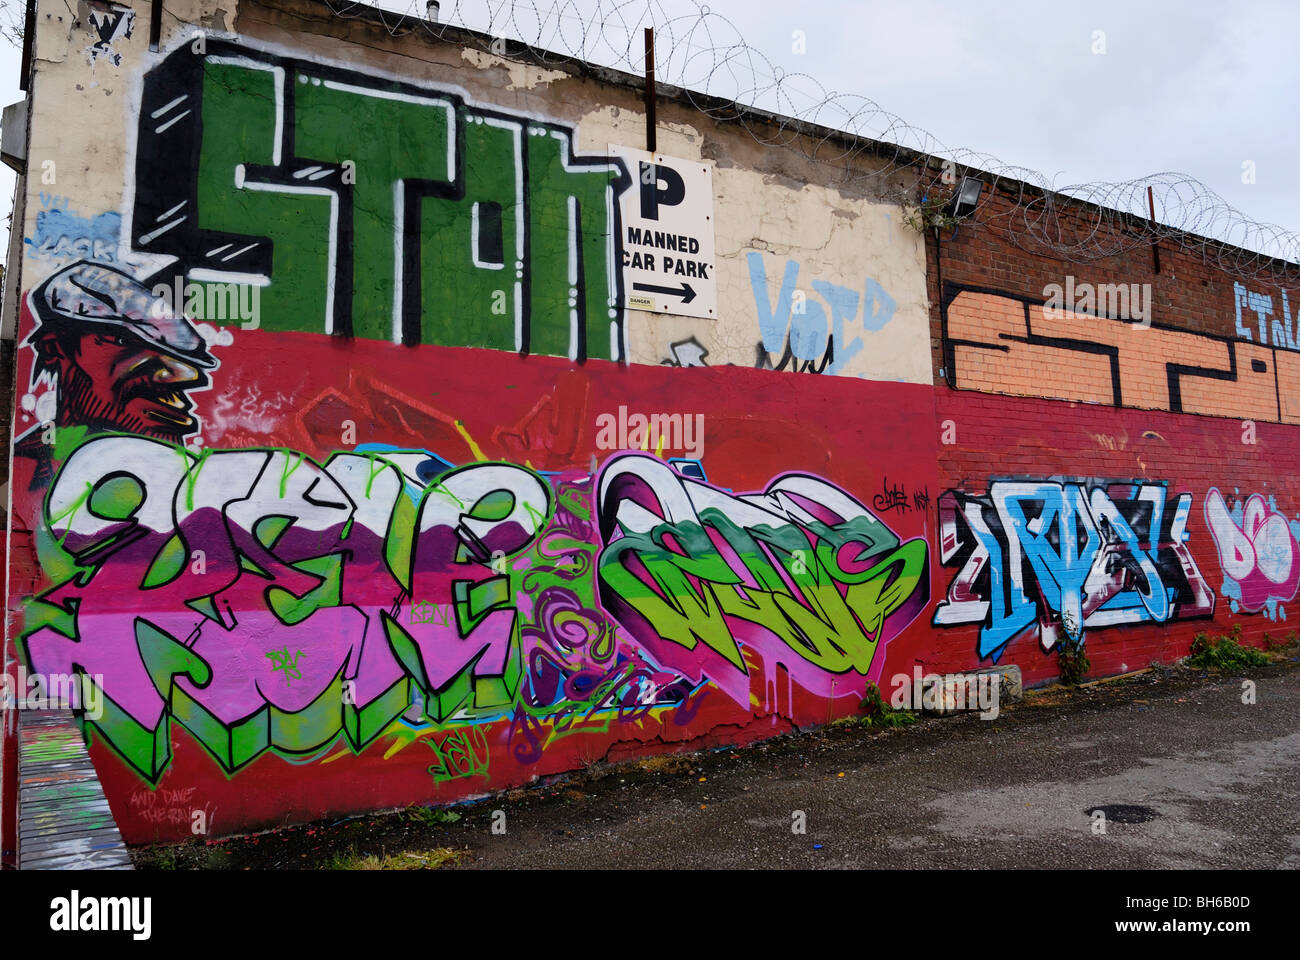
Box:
<box><xmin>639</xmin><ymin>161</ymin><xmax>685</xmax><ymax>221</ymax></box>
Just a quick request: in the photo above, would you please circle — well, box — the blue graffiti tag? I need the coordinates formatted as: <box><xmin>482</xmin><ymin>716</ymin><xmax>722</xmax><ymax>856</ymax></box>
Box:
<box><xmin>934</xmin><ymin>480</ymin><xmax>1214</xmax><ymax>661</ymax></box>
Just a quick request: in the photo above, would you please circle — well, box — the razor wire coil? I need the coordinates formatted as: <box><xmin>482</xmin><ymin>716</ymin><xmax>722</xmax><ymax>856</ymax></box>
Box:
<box><xmin>318</xmin><ymin>0</ymin><xmax>1300</xmax><ymax>285</ymax></box>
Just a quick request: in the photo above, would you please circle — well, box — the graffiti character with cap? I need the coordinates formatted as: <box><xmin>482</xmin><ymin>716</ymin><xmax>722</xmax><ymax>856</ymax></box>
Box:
<box><xmin>16</xmin><ymin>260</ymin><xmax>218</xmax><ymax>485</ymax></box>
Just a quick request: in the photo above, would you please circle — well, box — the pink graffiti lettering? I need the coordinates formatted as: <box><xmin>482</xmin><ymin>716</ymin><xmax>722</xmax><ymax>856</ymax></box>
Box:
<box><xmin>1205</xmin><ymin>488</ymin><xmax>1300</xmax><ymax>616</ymax></box>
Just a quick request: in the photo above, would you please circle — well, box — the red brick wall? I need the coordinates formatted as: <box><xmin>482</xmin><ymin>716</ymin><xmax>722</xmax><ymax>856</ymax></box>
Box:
<box><xmin>928</xmin><ymin>388</ymin><xmax>1300</xmax><ymax>687</ymax></box>
<box><xmin>922</xmin><ymin>178</ymin><xmax>1300</xmax><ymax>687</ymax></box>
<box><xmin>928</xmin><ymin>181</ymin><xmax>1299</xmax><ymax>396</ymax></box>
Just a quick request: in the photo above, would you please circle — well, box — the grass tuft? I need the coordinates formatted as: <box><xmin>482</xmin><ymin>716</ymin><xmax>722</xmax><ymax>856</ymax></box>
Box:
<box><xmin>325</xmin><ymin>844</ymin><xmax>463</xmax><ymax>870</ymax></box>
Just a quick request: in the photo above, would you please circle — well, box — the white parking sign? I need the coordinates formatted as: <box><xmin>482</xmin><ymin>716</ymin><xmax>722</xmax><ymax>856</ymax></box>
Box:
<box><xmin>610</xmin><ymin>146</ymin><xmax>717</xmax><ymax>320</ymax></box>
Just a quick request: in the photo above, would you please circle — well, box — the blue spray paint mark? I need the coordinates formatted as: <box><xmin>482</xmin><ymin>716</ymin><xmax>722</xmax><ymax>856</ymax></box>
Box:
<box><xmin>24</xmin><ymin>196</ymin><xmax>121</xmax><ymax>262</ymax></box>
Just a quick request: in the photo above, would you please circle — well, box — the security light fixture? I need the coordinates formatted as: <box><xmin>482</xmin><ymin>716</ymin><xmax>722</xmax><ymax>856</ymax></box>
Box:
<box><xmin>949</xmin><ymin>176</ymin><xmax>984</xmax><ymax>219</ymax></box>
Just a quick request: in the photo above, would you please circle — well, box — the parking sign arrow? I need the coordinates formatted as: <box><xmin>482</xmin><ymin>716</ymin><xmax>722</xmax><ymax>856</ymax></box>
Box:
<box><xmin>632</xmin><ymin>281</ymin><xmax>697</xmax><ymax>304</ymax></box>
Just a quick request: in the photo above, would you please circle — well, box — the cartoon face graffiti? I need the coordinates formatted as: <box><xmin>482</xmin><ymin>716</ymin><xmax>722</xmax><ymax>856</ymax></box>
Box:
<box><xmin>24</xmin><ymin>261</ymin><xmax>217</xmax><ymax>441</ymax></box>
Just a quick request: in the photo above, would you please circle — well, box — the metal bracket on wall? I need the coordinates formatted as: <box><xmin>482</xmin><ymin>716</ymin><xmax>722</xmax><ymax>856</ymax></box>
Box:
<box><xmin>1</xmin><ymin>99</ymin><xmax>28</xmax><ymax>173</ymax></box>
<box><xmin>18</xmin><ymin>0</ymin><xmax>35</xmax><ymax>91</ymax></box>
<box><xmin>644</xmin><ymin>27</ymin><xmax>656</xmax><ymax>153</ymax></box>
<box><xmin>149</xmin><ymin>0</ymin><xmax>162</xmax><ymax>51</ymax></box>
<box><xmin>1148</xmin><ymin>185</ymin><xmax>1161</xmax><ymax>275</ymax></box>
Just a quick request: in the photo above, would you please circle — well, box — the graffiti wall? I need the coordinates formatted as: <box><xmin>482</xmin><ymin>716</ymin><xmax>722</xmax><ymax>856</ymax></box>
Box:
<box><xmin>1204</xmin><ymin>488</ymin><xmax>1300</xmax><ymax>619</ymax></box>
<box><xmin>14</xmin><ymin>13</ymin><xmax>932</xmax><ymax>380</ymax></box>
<box><xmin>934</xmin><ymin>479</ymin><xmax>1214</xmax><ymax>661</ymax></box>
<box><xmin>133</xmin><ymin>42</ymin><xmax>628</xmax><ymax>356</ymax></box>
<box><xmin>24</xmin><ymin>416</ymin><xmax>932</xmax><ymax>784</ymax></box>
<box><xmin>922</xmin><ymin>143</ymin><xmax>1300</xmax><ymax>685</ymax></box>
<box><xmin>10</xmin><ymin>328</ymin><xmax>938</xmax><ymax>839</ymax></box>
<box><xmin>929</xmin><ymin>385</ymin><xmax>1300</xmax><ymax>686</ymax></box>
<box><xmin>1</xmin><ymin>4</ymin><xmax>939</xmax><ymax>841</ymax></box>
<box><xmin>5</xmin><ymin>0</ymin><xmax>1296</xmax><ymax>845</ymax></box>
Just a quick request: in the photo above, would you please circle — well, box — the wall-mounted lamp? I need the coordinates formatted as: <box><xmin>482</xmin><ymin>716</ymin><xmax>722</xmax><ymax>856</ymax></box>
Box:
<box><xmin>948</xmin><ymin>176</ymin><xmax>984</xmax><ymax>219</ymax></box>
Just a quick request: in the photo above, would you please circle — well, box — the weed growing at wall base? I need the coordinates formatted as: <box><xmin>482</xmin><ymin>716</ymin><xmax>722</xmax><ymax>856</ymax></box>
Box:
<box><xmin>1186</xmin><ymin>625</ymin><xmax>1269</xmax><ymax>669</ymax></box>
<box><xmin>1057</xmin><ymin>638</ymin><xmax>1091</xmax><ymax>685</ymax></box>
<box><xmin>831</xmin><ymin>681</ymin><xmax>917</xmax><ymax>728</ymax></box>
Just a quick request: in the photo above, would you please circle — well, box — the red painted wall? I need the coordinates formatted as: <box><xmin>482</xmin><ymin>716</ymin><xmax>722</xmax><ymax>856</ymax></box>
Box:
<box><xmin>930</xmin><ymin>387</ymin><xmax>1297</xmax><ymax>687</ymax></box>
<box><xmin>11</xmin><ymin>325</ymin><xmax>946</xmax><ymax>843</ymax></box>
<box><xmin>10</xmin><ymin>309</ymin><xmax>1297</xmax><ymax>842</ymax></box>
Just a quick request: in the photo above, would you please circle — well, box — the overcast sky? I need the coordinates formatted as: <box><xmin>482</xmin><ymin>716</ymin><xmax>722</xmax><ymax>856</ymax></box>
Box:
<box><xmin>0</xmin><ymin>0</ymin><xmax>1296</xmax><ymax>265</ymax></box>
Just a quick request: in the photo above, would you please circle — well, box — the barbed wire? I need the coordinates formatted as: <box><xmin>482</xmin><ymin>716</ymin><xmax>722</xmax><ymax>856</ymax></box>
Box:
<box><xmin>320</xmin><ymin>0</ymin><xmax>1300</xmax><ymax>284</ymax></box>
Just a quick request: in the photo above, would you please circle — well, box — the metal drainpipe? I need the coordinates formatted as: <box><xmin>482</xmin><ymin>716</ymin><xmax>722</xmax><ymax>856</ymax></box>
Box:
<box><xmin>934</xmin><ymin>223</ymin><xmax>952</xmax><ymax>388</ymax></box>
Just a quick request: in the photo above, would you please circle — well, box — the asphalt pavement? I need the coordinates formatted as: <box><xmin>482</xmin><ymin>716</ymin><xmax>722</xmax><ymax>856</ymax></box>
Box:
<box><xmin>454</xmin><ymin>666</ymin><xmax>1300</xmax><ymax>869</ymax></box>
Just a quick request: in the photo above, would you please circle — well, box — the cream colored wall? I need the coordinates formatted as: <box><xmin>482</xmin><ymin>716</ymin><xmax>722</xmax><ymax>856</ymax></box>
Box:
<box><xmin>17</xmin><ymin>0</ymin><xmax>931</xmax><ymax>384</ymax></box>
<box><xmin>22</xmin><ymin>4</ymin><xmax>135</xmax><ymax>289</ymax></box>
<box><xmin>576</xmin><ymin>102</ymin><xmax>930</xmax><ymax>381</ymax></box>
<box><xmin>20</xmin><ymin>0</ymin><xmax>237</xmax><ymax>293</ymax></box>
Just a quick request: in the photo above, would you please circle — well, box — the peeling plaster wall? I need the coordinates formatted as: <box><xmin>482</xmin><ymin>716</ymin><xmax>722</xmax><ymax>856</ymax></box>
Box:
<box><xmin>573</xmin><ymin>102</ymin><xmax>929</xmax><ymax>379</ymax></box>
<box><xmin>20</xmin><ymin>0</ymin><xmax>237</xmax><ymax>289</ymax></box>
<box><xmin>229</xmin><ymin>0</ymin><xmax>931</xmax><ymax>379</ymax></box>
<box><xmin>18</xmin><ymin>0</ymin><xmax>929</xmax><ymax>375</ymax></box>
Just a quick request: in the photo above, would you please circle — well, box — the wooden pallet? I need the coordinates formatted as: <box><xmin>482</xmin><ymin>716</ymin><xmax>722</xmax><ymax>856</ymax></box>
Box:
<box><xmin>18</xmin><ymin>711</ymin><xmax>132</xmax><ymax>870</ymax></box>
